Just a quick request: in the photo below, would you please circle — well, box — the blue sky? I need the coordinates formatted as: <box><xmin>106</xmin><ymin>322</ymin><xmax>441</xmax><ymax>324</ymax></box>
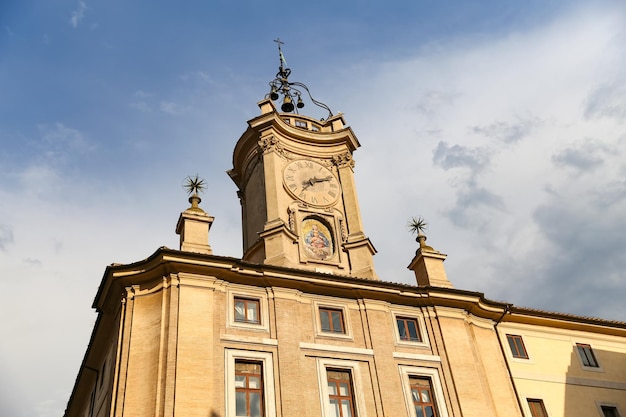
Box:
<box><xmin>2</xmin><ymin>1</ymin><xmax>626</xmax><ymax>416</ymax></box>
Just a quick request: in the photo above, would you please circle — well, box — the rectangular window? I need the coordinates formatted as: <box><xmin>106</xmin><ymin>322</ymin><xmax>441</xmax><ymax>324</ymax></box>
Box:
<box><xmin>576</xmin><ymin>343</ymin><xmax>599</xmax><ymax>367</ymax></box>
<box><xmin>327</xmin><ymin>369</ymin><xmax>356</xmax><ymax>417</ymax></box>
<box><xmin>410</xmin><ymin>377</ymin><xmax>438</xmax><ymax>417</ymax></box>
<box><xmin>397</xmin><ymin>317</ymin><xmax>422</xmax><ymax>342</ymax></box>
<box><xmin>527</xmin><ymin>399</ymin><xmax>548</xmax><ymax>417</ymax></box>
<box><xmin>295</xmin><ymin>120</ymin><xmax>307</xmax><ymax>128</ymax></box>
<box><xmin>602</xmin><ymin>406</ymin><xmax>620</xmax><ymax>417</ymax></box>
<box><xmin>320</xmin><ymin>308</ymin><xmax>345</xmax><ymax>333</ymax></box>
<box><xmin>235</xmin><ymin>297</ymin><xmax>260</xmax><ymax>324</ymax></box>
<box><xmin>506</xmin><ymin>334</ymin><xmax>529</xmax><ymax>359</ymax></box>
<box><xmin>235</xmin><ymin>361</ymin><xmax>264</xmax><ymax>417</ymax></box>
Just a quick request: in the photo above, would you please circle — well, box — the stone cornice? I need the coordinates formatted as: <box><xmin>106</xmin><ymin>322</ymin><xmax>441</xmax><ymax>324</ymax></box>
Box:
<box><xmin>95</xmin><ymin>248</ymin><xmax>626</xmax><ymax>337</ymax></box>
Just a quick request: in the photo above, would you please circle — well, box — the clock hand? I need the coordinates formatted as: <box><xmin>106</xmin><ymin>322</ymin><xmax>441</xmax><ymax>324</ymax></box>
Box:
<box><xmin>311</xmin><ymin>175</ymin><xmax>333</xmax><ymax>183</ymax></box>
<box><xmin>302</xmin><ymin>178</ymin><xmax>315</xmax><ymax>190</ymax></box>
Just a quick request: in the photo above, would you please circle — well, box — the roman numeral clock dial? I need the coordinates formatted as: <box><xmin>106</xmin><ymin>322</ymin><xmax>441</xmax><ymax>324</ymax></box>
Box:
<box><xmin>283</xmin><ymin>159</ymin><xmax>340</xmax><ymax>207</ymax></box>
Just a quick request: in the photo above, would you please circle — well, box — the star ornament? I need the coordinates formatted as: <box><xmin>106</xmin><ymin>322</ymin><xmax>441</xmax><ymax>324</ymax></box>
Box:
<box><xmin>183</xmin><ymin>175</ymin><xmax>207</xmax><ymax>195</ymax></box>
<box><xmin>407</xmin><ymin>216</ymin><xmax>428</xmax><ymax>235</ymax></box>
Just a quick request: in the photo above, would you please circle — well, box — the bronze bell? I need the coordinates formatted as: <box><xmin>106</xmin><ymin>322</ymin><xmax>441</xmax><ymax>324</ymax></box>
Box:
<box><xmin>270</xmin><ymin>87</ymin><xmax>279</xmax><ymax>101</ymax></box>
<box><xmin>281</xmin><ymin>96</ymin><xmax>294</xmax><ymax>112</ymax></box>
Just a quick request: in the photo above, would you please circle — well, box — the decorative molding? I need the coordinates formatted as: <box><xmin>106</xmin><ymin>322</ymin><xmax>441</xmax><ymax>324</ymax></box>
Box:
<box><xmin>220</xmin><ymin>334</ymin><xmax>278</xmax><ymax>346</ymax></box>
<box><xmin>225</xmin><ymin>349</ymin><xmax>277</xmax><ymax>417</ymax></box>
<box><xmin>398</xmin><ymin>365</ymin><xmax>450</xmax><ymax>417</ymax></box>
<box><xmin>287</xmin><ymin>205</ymin><xmax>296</xmax><ymax>233</ymax></box>
<box><xmin>315</xmin><ymin>358</ymin><xmax>369</xmax><ymax>417</ymax></box>
<box><xmin>300</xmin><ymin>342</ymin><xmax>374</xmax><ymax>356</ymax></box>
<box><xmin>258</xmin><ymin>135</ymin><xmax>282</xmax><ymax>154</ymax></box>
<box><xmin>338</xmin><ymin>217</ymin><xmax>347</xmax><ymax>243</ymax></box>
<box><xmin>393</xmin><ymin>352</ymin><xmax>441</xmax><ymax>362</ymax></box>
<box><xmin>332</xmin><ymin>152</ymin><xmax>355</xmax><ymax>168</ymax></box>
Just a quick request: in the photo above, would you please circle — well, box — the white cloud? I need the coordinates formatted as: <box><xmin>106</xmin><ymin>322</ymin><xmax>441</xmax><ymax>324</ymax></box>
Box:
<box><xmin>70</xmin><ymin>1</ymin><xmax>87</xmax><ymax>28</ymax></box>
<box><xmin>326</xmin><ymin>6</ymin><xmax>626</xmax><ymax>319</ymax></box>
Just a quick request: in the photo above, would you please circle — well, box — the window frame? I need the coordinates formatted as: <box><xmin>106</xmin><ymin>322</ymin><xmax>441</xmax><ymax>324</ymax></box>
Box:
<box><xmin>597</xmin><ymin>403</ymin><xmax>622</xmax><ymax>417</ymax></box>
<box><xmin>225</xmin><ymin>349</ymin><xmax>276</xmax><ymax>417</ymax></box>
<box><xmin>576</xmin><ymin>343</ymin><xmax>600</xmax><ymax>369</ymax></box>
<box><xmin>396</xmin><ymin>317</ymin><xmax>423</xmax><ymax>343</ymax></box>
<box><xmin>398</xmin><ymin>365</ymin><xmax>449</xmax><ymax>417</ymax></box>
<box><xmin>235</xmin><ymin>361</ymin><xmax>264</xmax><ymax>417</ymax></box>
<box><xmin>228</xmin><ymin>288</ymin><xmax>270</xmax><ymax>332</ymax></box>
<box><xmin>506</xmin><ymin>334</ymin><xmax>529</xmax><ymax>359</ymax></box>
<box><xmin>234</xmin><ymin>297</ymin><xmax>261</xmax><ymax>324</ymax></box>
<box><xmin>319</xmin><ymin>307</ymin><xmax>346</xmax><ymax>334</ymax></box>
<box><xmin>527</xmin><ymin>398</ymin><xmax>549</xmax><ymax>417</ymax></box>
<box><xmin>409</xmin><ymin>376</ymin><xmax>439</xmax><ymax>417</ymax></box>
<box><xmin>313</xmin><ymin>301</ymin><xmax>353</xmax><ymax>340</ymax></box>
<box><xmin>326</xmin><ymin>368</ymin><xmax>357</xmax><ymax>417</ymax></box>
<box><xmin>315</xmin><ymin>358</ymin><xmax>366</xmax><ymax>417</ymax></box>
<box><xmin>391</xmin><ymin>311</ymin><xmax>430</xmax><ymax>348</ymax></box>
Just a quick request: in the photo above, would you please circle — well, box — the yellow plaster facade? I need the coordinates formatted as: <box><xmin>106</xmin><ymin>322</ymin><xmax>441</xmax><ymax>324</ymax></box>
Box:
<box><xmin>498</xmin><ymin>311</ymin><xmax>626</xmax><ymax>417</ymax></box>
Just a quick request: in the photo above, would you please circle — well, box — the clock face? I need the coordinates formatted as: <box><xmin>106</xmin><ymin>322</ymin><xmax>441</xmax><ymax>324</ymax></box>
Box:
<box><xmin>283</xmin><ymin>159</ymin><xmax>340</xmax><ymax>206</ymax></box>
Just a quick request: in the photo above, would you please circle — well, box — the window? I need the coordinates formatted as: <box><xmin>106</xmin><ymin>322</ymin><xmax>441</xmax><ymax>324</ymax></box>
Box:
<box><xmin>576</xmin><ymin>343</ymin><xmax>599</xmax><ymax>367</ymax></box>
<box><xmin>235</xmin><ymin>361</ymin><xmax>264</xmax><ymax>417</ymax></box>
<box><xmin>228</xmin><ymin>289</ymin><xmax>269</xmax><ymax>331</ymax></box>
<box><xmin>601</xmin><ymin>406</ymin><xmax>620</xmax><ymax>417</ymax></box>
<box><xmin>235</xmin><ymin>298</ymin><xmax>260</xmax><ymax>324</ymax></box>
<box><xmin>397</xmin><ymin>317</ymin><xmax>422</xmax><ymax>342</ymax></box>
<box><xmin>295</xmin><ymin>120</ymin><xmax>307</xmax><ymax>128</ymax></box>
<box><xmin>320</xmin><ymin>308</ymin><xmax>345</xmax><ymax>334</ymax></box>
<box><xmin>506</xmin><ymin>334</ymin><xmax>529</xmax><ymax>359</ymax></box>
<box><xmin>326</xmin><ymin>369</ymin><xmax>356</xmax><ymax>417</ymax></box>
<box><xmin>399</xmin><ymin>366</ymin><xmax>449</xmax><ymax>417</ymax></box>
<box><xmin>316</xmin><ymin>359</ymin><xmax>365</xmax><ymax>417</ymax></box>
<box><xmin>226</xmin><ymin>350</ymin><xmax>276</xmax><ymax>417</ymax></box>
<box><xmin>527</xmin><ymin>399</ymin><xmax>548</xmax><ymax>417</ymax></box>
<box><xmin>410</xmin><ymin>377</ymin><xmax>438</xmax><ymax>417</ymax></box>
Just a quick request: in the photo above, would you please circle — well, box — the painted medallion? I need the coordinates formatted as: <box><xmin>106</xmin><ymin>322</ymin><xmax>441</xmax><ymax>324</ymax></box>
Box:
<box><xmin>302</xmin><ymin>218</ymin><xmax>333</xmax><ymax>261</ymax></box>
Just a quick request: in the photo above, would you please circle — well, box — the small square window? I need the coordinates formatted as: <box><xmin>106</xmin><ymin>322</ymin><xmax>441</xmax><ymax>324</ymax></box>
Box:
<box><xmin>576</xmin><ymin>343</ymin><xmax>599</xmax><ymax>368</ymax></box>
<box><xmin>295</xmin><ymin>120</ymin><xmax>307</xmax><ymax>129</ymax></box>
<box><xmin>527</xmin><ymin>399</ymin><xmax>549</xmax><ymax>417</ymax></box>
<box><xmin>602</xmin><ymin>406</ymin><xmax>620</xmax><ymax>417</ymax></box>
<box><xmin>397</xmin><ymin>317</ymin><xmax>422</xmax><ymax>342</ymax></box>
<box><xmin>506</xmin><ymin>334</ymin><xmax>529</xmax><ymax>359</ymax></box>
<box><xmin>235</xmin><ymin>297</ymin><xmax>260</xmax><ymax>324</ymax></box>
<box><xmin>320</xmin><ymin>308</ymin><xmax>345</xmax><ymax>334</ymax></box>
<box><xmin>311</xmin><ymin>124</ymin><xmax>320</xmax><ymax>132</ymax></box>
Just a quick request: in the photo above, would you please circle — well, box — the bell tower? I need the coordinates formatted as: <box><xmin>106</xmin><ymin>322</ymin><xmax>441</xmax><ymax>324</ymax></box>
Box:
<box><xmin>228</xmin><ymin>41</ymin><xmax>377</xmax><ymax>279</ymax></box>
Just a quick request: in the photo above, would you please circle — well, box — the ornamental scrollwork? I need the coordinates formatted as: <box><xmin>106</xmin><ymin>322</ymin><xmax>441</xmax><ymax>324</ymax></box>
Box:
<box><xmin>339</xmin><ymin>217</ymin><xmax>348</xmax><ymax>243</ymax></box>
<box><xmin>287</xmin><ymin>206</ymin><xmax>296</xmax><ymax>233</ymax></box>
<box><xmin>258</xmin><ymin>135</ymin><xmax>283</xmax><ymax>154</ymax></box>
<box><xmin>332</xmin><ymin>152</ymin><xmax>355</xmax><ymax>169</ymax></box>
